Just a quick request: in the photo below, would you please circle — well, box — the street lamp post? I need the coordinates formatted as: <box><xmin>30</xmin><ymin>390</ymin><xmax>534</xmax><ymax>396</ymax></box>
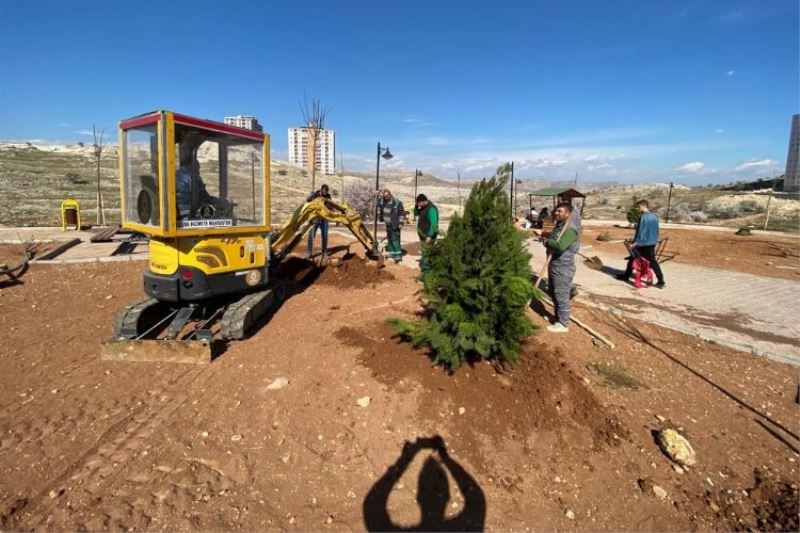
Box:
<box><xmin>666</xmin><ymin>181</ymin><xmax>674</xmax><ymax>223</ymax></box>
<box><xmin>413</xmin><ymin>169</ymin><xmax>422</xmax><ymax>220</ymax></box>
<box><xmin>373</xmin><ymin>142</ymin><xmax>394</xmax><ymax>255</ymax></box>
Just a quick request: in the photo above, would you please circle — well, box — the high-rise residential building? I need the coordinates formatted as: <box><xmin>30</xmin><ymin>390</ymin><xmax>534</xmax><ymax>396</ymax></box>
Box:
<box><xmin>224</xmin><ymin>115</ymin><xmax>263</xmax><ymax>133</ymax></box>
<box><xmin>785</xmin><ymin>114</ymin><xmax>800</xmax><ymax>192</ymax></box>
<box><xmin>288</xmin><ymin>127</ymin><xmax>335</xmax><ymax>176</ymax></box>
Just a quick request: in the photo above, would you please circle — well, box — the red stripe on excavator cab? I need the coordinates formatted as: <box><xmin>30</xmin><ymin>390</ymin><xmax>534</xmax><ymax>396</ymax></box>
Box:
<box><xmin>119</xmin><ymin>113</ymin><xmax>161</xmax><ymax>129</ymax></box>
<box><xmin>172</xmin><ymin>113</ymin><xmax>264</xmax><ymax>140</ymax></box>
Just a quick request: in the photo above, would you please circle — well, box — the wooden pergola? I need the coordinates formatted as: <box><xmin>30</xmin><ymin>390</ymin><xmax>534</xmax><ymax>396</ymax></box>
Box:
<box><xmin>527</xmin><ymin>187</ymin><xmax>587</xmax><ymax>215</ymax></box>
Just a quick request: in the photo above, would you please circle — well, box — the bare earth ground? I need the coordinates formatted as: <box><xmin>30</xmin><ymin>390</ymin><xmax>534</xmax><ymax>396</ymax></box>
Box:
<box><xmin>1</xmin><ymin>239</ymin><xmax>798</xmax><ymax>532</ymax></box>
<box><xmin>581</xmin><ymin>226</ymin><xmax>800</xmax><ymax>281</ymax></box>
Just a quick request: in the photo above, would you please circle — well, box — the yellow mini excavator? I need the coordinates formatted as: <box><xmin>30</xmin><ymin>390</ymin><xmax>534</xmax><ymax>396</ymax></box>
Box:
<box><xmin>101</xmin><ymin>111</ymin><xmax>379</xmax><ymax>363</ymax></box>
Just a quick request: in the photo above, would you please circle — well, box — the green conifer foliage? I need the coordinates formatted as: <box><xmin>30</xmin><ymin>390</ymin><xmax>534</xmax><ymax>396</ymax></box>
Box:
<box><xmin>388</xmin><ymin>175</ymin><xmax>537</xmax><ymax>370</ymax></box>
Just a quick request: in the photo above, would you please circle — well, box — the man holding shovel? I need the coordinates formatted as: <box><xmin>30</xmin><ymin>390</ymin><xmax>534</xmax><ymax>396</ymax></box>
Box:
<box><xmin>534</xmin><ymin>202</ymin><xmax>581</xmax><ymax>333</ymax></box>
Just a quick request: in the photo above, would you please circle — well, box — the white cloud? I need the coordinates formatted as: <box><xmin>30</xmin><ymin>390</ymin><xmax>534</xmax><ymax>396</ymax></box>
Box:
<box><xmin>58</xmin><ymin>123</ymin><xmax>70</xmax><ymax>128</ymax></box>
<box><xmin>74</xmin><ymin>129</ymin><xmax>95</xmax><ymax>136</ymax></box>
<box><xmin>401</xmin><ymin>117</ymin><xmax>434</xmax><ymax>127</ymax></box>
<box><xmin>525</xmin><ymin>158</ymin><xmax>568</xmax><ymax>169</ymax></box>
<box><xmin>676</xmin><ymin>161</ymin><xmax>705</xmax><ymax>173</ymax></box>
<box><xmin>734</xmin><ymin>158</ymin><xmax>777</xmax><ymax>172</ymax></box>
<box><xmin>726</xmin><ymin>70</ymin><xmax>735</xmax><ymax>76</ymax></box>
<box><xmin>715</xmin><ymin>128</ymin><xmax>725</xmax><ymax>134</ymax></box>
<box><xmin>584</xmin><ymin>154</ymin><xmax>600</xmax><ymax>162</ymax></box>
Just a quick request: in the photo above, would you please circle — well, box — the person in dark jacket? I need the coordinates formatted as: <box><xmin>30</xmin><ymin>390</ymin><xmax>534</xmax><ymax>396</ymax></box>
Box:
<box><xmin>413</xmin><ymin>194</ymin><xmax>439</xmax><ymax>271</ymax></box>
<box><xmin>617</xmin><ymin>199</ymin><xmax>665</xmax><ymax>288</ymax></box>
<box><xmin>306</xmin><ymin>184</ymin><xmax>332</xmax><ymax>259</ymax></box>
<box><xmin>377</xmin><ymin>189</ymin><xmax>405</xmax><ymax>263</ymax></box>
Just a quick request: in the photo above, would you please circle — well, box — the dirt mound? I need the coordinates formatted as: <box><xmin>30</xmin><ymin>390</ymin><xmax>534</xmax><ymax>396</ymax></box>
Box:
<box><xmin>317</xmin><ymin>254</ymin><xmax>394</xmax><ymax>289</ymax></box>
<box><xmin>337</xmin><ymin>323</ymin><xmax>626</xmax><ymax>471</ymax></box>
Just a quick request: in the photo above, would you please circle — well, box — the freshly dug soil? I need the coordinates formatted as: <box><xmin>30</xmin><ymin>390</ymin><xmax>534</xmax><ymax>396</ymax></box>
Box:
<box><xmin>317</xmin><ymin>254</ymin><xmax>394</xmax><ymax>289</ymax></box>
<box><xmin>337</xmin><ymin>323</ymin><xmax>627</xmax><ymax>472</ymax></box>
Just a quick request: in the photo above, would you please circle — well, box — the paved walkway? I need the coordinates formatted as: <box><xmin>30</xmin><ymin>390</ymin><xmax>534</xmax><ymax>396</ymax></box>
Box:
<box><xmin>527</xmin><ymin>240</ymin><xmax>800</xmax><ymax>366</ymax></box>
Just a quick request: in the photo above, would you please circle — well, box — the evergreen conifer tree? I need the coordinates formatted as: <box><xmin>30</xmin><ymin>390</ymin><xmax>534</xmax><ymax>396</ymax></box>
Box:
<box><xmin>389</xmin><ymin>173</ymin><xmax>537</xmax><ymax>370</ymax></box>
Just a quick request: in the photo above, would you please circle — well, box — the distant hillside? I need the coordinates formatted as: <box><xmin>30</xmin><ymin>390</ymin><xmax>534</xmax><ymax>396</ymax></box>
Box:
<box><xmin>0</xmin><ymin>142</ymin><xmax>468</xmax><ymax>226</ymax></box>
<box><xmin>1</xmin><ymin>142</ymin><xmax>796</xmax><ymax>232</ymax></box>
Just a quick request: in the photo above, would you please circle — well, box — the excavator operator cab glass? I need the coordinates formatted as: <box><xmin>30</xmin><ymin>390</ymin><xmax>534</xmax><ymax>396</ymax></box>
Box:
<box><xmin>119</xmin><ymin>111</ymin><xmax>269</xmax><ymax>237</ymax></box>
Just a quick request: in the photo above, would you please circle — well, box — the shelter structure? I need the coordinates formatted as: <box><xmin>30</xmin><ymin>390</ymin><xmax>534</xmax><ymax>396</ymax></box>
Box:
<box><xmin>528</xmin><ymin>187</ymin><xmax>587</xmax><ymax>215</ymax></box>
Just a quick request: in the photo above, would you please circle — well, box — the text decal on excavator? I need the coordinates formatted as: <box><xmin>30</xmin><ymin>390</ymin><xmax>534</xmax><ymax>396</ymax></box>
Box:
<box><xmin>178</xmin><ymin>219</ymin><xmax>233</xmax><ymax>229</ymax></box>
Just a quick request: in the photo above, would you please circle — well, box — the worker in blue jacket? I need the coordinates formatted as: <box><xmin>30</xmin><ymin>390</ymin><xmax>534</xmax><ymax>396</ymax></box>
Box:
<box><xmin>617</xmin><ymin>199</ymin><xmax>665</xmax><ymax>288</ymax></box>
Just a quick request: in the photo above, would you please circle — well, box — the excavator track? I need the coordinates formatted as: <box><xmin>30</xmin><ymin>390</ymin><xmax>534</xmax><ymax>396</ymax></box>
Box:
<box><xmin>112</xmin><ymin>297</ymin><xmax>171</xmax><ymax>339</ymax></box>
<box><xmin>220</xmin><ymin>284</ymin><xmax>286</xmax><ymax>340</ymax></box>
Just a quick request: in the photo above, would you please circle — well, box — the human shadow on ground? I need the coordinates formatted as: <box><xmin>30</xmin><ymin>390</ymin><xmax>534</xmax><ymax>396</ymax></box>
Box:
<box><xmin>363</xmin><ymin>436</ymin><xmax>486</xmax><ymax>532</ymax></box>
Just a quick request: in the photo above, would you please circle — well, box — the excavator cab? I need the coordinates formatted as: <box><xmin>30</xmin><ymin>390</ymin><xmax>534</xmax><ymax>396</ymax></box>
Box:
<box><xmin>120</xmin><ymin>111</ymin><xmax>268</xmax><ymax>236</ymax></box>
<box><xmin>119</xmin><ymin>111</ymin><xmax>271</xmax><ymax>304</ymax></box>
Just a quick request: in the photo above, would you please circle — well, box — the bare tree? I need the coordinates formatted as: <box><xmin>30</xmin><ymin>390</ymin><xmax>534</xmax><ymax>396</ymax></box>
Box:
<box><xmin>298</xmin><ymin>95</ymin><xmax>331</xmax><ymax>191</ymax></box>
<box><xmin>92</xmin><ymin>125</ymin><xmax>106</xmax><ymax>225</ymax></box>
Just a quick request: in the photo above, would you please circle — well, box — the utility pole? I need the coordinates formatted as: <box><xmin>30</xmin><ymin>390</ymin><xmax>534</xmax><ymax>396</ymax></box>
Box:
<box><xmin>665</xmin><ymin>181</ymin><xmax>674</xmax><ymax>223</ymax></box>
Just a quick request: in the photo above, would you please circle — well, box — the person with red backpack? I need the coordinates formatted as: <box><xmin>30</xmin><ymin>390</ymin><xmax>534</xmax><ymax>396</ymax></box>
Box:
<box><xmin>617</xmin><ymin>199</ymin><xmax>665</xmax><ymax>288</ymax></box>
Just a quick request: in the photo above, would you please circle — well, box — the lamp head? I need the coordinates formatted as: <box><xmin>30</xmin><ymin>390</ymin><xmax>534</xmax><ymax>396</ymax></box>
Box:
<box><xmin>382</xmin><ymin>148</ymin><xmax>393</xmax><ymax>161</ymax></box>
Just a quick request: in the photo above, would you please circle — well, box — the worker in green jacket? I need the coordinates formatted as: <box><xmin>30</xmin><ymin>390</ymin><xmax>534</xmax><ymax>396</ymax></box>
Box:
<box><xmin>538</xmin><ymin>202</ymin><xmax>580</xmax><ymax>333</ymax></box>
<box><xmin>414</xmin><ymin>194</ymin><xmax>438</xmax><ymax>271</ymax></box>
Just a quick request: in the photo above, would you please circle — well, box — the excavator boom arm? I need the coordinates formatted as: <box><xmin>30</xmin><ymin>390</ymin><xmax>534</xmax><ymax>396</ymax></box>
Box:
<box><xmin>269</xmin><ymin>197</ymin><xmax>378</xmax><ymax>264</ymax></box>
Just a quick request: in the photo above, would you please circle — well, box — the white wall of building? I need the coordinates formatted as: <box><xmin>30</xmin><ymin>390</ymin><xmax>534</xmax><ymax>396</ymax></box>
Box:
<box><xmin>224</xmin><ymin>115</ymin><xmax>263</xmax><ymax>133</ymax></box>
<box><xmin>785</xmin><ymin>114</ymin><xmax>799</xmax><ymax>192</ymax></box>
<box><xmin>288</xmin><ymin>127</ymin><xmax>335</xmax><ymax>175</ymax></box>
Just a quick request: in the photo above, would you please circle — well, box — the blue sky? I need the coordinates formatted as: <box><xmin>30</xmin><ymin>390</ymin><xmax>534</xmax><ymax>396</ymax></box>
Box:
<box><xmin>0</xmin><ymin>0</ymin><xmax>797</xmax><ymax>184</ymax></box>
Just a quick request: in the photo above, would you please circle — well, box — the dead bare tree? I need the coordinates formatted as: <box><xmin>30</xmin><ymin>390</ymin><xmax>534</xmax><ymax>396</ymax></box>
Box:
<box><xmin>298</xmin><ymin>95</ymin><xmax>331</xmax><ymax>191</ymax></box>
<box><xmin>92</xmin><ymin>125</ymin><xmax>106</xmax><ymax>225</ymax></box>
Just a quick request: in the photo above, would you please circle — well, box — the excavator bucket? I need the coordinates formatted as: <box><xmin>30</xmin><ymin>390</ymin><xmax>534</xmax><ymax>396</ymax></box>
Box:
<box><xmin>101</xmin><ymin>339</ymin><xmax>214</xmax><ymax>364</ymax></box>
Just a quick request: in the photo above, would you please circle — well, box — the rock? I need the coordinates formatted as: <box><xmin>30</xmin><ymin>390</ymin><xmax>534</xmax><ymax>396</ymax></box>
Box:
<box><xmin>50</xmin><ymin>388</ymin><xmax>59</xmax><ymax>394</ymax></box>
<box><xmin>266</xmin><ymin>377</ymin><xmax>289</xmax><ymax>390</ymax></box>
<box><xmin>201</xmin><ymin>431</ymin><xmax>209</xmax><ymax>438</ymax></box>
<box><xmin>347</xmin><ymin>490</ymin><xmax>356</xmax><ymax>499</ymax></box>
<box><xmin>672</xmin><ymin>465</ymin><xmax>685</xmax><ymax>474</ymax></box>
<box><xmin>565</xmin><ymin>509</ymin><xmax>576</xmax><ymax>520</ymax></box>
<box><xmin>709</xmin><ymin>501</ymin><xmax>720</xmax><ymax>513</ymax></box>
<box><xmin>356</xmin><ymin>396</ymin><xmax>371</xmax><ymax>408</ymax></box>
<box><xmin>326</xmin><ymin>515</ymin><xmax>334</xmax><ymax>524</ymax></box>
<box><xmin>652</xmin><ymin>485</ymin><xmax>667</xmax><ymax>500</ymax></box>
<box><xmin>458</xmin><ymin>407</ymin><xmax>466</xmax><ymax>415</ymax></box>
<box><xmin>105</xmin><ymin>294</ymin><xmax>113</xmax><ymax>300</ymax></box>
<box><xmin>656</xmin><ymin>428</ymin><xmax>696</xmax><ymax>466</ymax></box>
<box><xmin>655</xmin><ymin>414</ymin><xmax>666</xmax><ymax>422</ymax></box>
<box><xmin>231</xmin><ymin>434</ymin><xmax>243</xmax><ymax>442</ymax></box>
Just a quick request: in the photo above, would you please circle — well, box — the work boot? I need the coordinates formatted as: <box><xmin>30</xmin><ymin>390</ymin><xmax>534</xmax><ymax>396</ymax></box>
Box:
<box><xmin>570</xmin><ymin>285</ymin><xmax>579</xmax><ymax>300</ymax></box>
<box><xmin>546</xmin><ymin>323</ymin><xmax>569</xmax><ymax>333</ymax></box>
<box><xmin>655</xmin><ymin>281</ymin><xmax>665</xmax><ymax>289</ymax></box>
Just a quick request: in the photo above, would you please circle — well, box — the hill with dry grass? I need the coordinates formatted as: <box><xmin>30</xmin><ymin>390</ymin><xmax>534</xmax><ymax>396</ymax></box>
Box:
<box><xmin>0</xmin><ymin>142</ymin><xmax>797</xmax><ymax>232</ymax></box>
